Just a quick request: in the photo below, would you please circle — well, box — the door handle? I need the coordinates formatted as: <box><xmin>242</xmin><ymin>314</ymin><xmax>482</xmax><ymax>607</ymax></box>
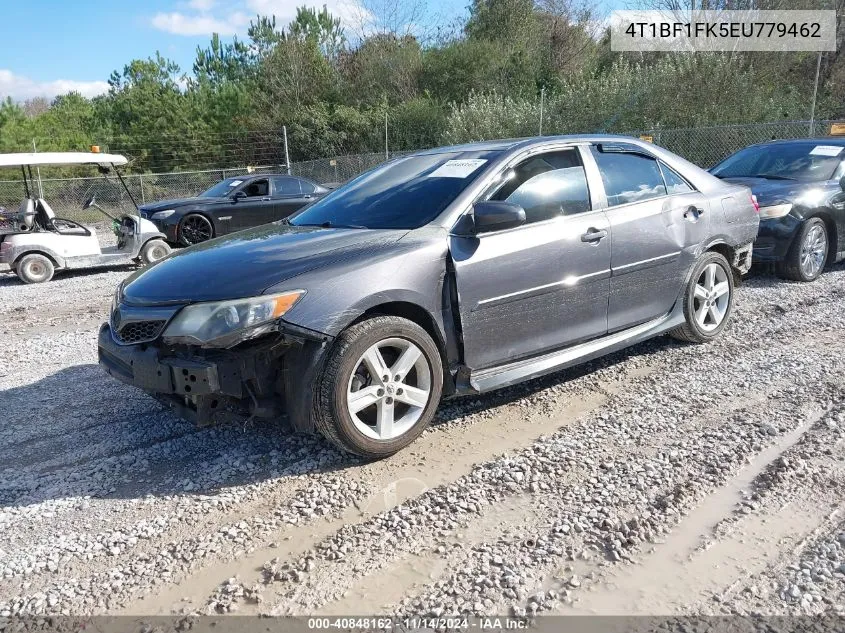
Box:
<box><xmin>303</xmin><ymin>194</ymin><xmax>312</xmax><ymax>199</ymax></box>
<box><xmin>581</xmin><ymin>228</ymin><xmax>608</xmax><ymax>243</ymax></box>
<box><xmin>262</xmin><ymin>197</ymin><xmax>272</xmax><ymax>201</ymax></box>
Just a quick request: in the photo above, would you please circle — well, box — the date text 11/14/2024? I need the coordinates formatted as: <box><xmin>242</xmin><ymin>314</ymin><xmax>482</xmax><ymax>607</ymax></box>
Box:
<box><xmin>307</xmin><ymin>617</ymin><xmax>530</xmax><ymax>629</ymax></box>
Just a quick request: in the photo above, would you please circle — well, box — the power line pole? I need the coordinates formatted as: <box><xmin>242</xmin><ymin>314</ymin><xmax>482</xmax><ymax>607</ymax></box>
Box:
<box><xmin>539</xmin><ymin>86</ymin><xmax>546</xmax><ymax>136</ymax></box>
<box><xmin>809</xmin><ymin>52</ymin><xmax>822</xmax><ymax>137</ymax></box>
<box><xmin>384</xmin><ymin>111</ymin><xmax>389</xmax><ymax>160</ymax></box>
<box><xmin>283</xmin><ymin>125</ymin><xmax>291</xmax><ymax>175</ymax></box>
<box><xmin>32</xmin><ymin>139</ymin><xmax>44</xmax><ymax>198</ymax></box>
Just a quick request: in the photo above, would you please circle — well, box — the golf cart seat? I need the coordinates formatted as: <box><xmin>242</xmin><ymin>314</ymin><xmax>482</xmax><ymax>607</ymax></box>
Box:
<box><xmin>17</xmin><ymin>198</ymin><xmax>36</xmax><ymax>231</ymax></box>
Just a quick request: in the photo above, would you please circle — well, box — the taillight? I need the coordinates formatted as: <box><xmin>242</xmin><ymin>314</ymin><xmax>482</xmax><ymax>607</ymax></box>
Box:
<box><xmin>750</xmin><ymin>194</ymin><xmax>760</xmax><ymax>213</ymax></box>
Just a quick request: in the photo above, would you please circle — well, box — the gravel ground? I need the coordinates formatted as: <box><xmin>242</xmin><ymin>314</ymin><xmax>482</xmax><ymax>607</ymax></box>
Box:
<box><xmin>0</xmin><ymin>260</ymin><xmax>843</xmax><ymax>618</ymax></box>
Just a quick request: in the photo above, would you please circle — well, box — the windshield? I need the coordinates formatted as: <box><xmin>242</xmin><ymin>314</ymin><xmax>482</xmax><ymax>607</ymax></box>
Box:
<box><xmin>711</xmin><ymin>143</ymin><xmax>844</xmax><ymax>182</ymax></box>
<box><xmin>200</xmin><ymin>177</ymin><xmax>248</xmax><ymax>197</ymax></box>
<box><xmin>289</xmin><ymin>151</ymin><xmax>497</xmax><ymax>229</ymax></box>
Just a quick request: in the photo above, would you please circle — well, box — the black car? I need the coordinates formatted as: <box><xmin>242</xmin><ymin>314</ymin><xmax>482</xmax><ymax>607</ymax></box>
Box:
<box><xmin>140</xmin><ymin>174</ymin><xmax>329</xmax><ymax>245</ymax></box>
<box><xmin>710</xmin><ymin>138</ymin><xmax>845</xmax><ymax>282</ymax></box>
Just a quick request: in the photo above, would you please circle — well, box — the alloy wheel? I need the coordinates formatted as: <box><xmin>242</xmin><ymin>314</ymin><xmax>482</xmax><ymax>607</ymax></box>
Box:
<box><xmin>693</xmin><ymin>262</ymin><xmax>730</xmax><ymax>332</ymax></box>
<box><xmin>181</xmin><ymin>216</ymin><xmax>213</xmax><ymax>244</ymax></box>
<box><xmin>800</xmin><ymin>224</ymin><xmax>827</xmax><ymax>279</ymax></box>
<box><xmin>346</xmin><ymin>337</ymin><xmax>432</xmax><ymax>441</ymax></box>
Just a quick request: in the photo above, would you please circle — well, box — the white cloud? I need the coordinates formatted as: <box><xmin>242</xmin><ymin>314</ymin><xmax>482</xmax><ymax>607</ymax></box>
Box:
<box><xmin>151</xmin><ymin>11</ymin><xmax>242</xmax><ymax>36</ymax></box>
<box><xmin>0</xmin><ymin>69</ymin><xmax>109</xmax><ymax>101</ymax></box>
<box><xmin>245</xmin><ymin>0</ymin><xmax>372</xmax><ymax>30</ymax></box>
<box><xmin>150</xmin><ymin>0</ymin><xmax>373</xmax><ymax>37</ymax></box>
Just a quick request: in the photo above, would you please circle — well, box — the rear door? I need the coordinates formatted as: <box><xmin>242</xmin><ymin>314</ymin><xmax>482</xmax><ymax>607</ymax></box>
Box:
<box><xmin>271</xmin><ymin>177</ymin><xmax>311</xmax><ymax>220</ymax></box>
<box><xmin>451</xmin><ymin>147</ymin><xmax>611</xmax><ymax>370</ymax></box>
<box><xmin>587</xmin><ymin>144</ymin><xmax>710</xmax><ymax>331</ymax></box>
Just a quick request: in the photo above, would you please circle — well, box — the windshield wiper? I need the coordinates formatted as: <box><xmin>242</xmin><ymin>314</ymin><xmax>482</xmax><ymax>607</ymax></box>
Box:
<box><xmin>751</xmin><ymin>173</ymin><xmax>797</xmax><ymax>181</ymax></box>
<box><xmin>298</xmin><ymin>220</ymin><xmax>367</xmax><ymax>229</ymax></box>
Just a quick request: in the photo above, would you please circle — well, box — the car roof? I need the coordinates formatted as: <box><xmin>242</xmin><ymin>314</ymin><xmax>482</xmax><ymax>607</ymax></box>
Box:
<box><xmin>413</xmin><ymin>134</ymin><xmax>658</xmax><ymax>157</ymax></box>
<box><xmin>745</xmin><ymin>137</ymin><xmax>845</xmax><ymax>148</ymax></box>
<box><xmin>227</xmin><ymin>173</ymin><xmax>315</xmax><ymax>181</ymax></box>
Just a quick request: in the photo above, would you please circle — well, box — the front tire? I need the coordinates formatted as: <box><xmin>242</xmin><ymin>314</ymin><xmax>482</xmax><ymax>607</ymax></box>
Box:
<box><xmin>16</xmin><ymin>254</ymin><xmax>55</xmax><ymax>284</ymax></box>
<box><xmin>670</xmin><ymin>251</ymin><xmax>734</xmax><ymax>344</ymax></box>
<box><xmin>179</xmin><ymin>214</ymin><xmax>214</xmax><ymax>245</ymax></box>
<box><xmin>140</xmin><ymin>239</ymin><xmax>171</xmax><ymax>265</ymax></box>
<box><xmin>778</xmin><ymin>217</ymin><xmax>828</xmax><ymax>282</ymax></box>
<box><xmin>314</xmin><ymin>315</ymin><xmax>444</xmax><ymax>459</ymax></box>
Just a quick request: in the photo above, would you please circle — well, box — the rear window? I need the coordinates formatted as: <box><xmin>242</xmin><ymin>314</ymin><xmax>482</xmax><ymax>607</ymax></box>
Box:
<box><xmin>290</xmin><ymin>151</ymin><xmax>497</xmax><ymax>230</ymax></box>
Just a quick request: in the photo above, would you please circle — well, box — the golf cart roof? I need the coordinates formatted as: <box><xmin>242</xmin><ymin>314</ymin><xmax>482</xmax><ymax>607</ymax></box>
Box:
<box><xmin>0</xmin><ymin>152</ymin><xmax>128</xmax><ymax>168</ymax></box>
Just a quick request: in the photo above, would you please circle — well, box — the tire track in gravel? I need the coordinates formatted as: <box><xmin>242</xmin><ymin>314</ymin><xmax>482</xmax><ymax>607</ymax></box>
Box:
<box><xmin>212</xmin><ymin>301</ymin><xmax>845</xmax><ymax>618</ymax></box>
<box><xmin>681</xmin><ymin>404</ymin><xmax>845</xmax><ymax>615</ymax></box>
<box><xmin>1</xmin><ymin>266</ymin><xmax>843</xmax><ymax>617</ymax></box>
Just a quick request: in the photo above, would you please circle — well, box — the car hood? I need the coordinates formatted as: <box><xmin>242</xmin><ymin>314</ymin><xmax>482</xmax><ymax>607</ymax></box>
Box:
<box><xmin>139</xmin><ymin>197</ymin><xmax>226</xmax><ymax>212</ymax></box>
<box><xmin>719</xmin><ymin>177</ymin><xmax>838</xmax><ymax>207</ymax></box>
<box><xmin>121</xmin><ymin>224</ymin><xmax>406</xmax><ymax>305</ymax></box>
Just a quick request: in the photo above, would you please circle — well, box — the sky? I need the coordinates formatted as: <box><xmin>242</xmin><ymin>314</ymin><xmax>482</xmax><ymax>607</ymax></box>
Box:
<box><xmin>0</xmin><ymin>0</ymin><xmax>471</xmax><ymax>102</ymax></box>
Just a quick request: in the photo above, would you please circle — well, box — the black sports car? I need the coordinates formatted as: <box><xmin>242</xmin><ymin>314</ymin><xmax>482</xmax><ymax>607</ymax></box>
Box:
<box><xmin>710</xmin><ymin>138</ymin><xmax>845</xmax><ymax>282</ymax></box>
<box><xmin>139</xmin><ymin>174</ymin><xmax>330</xmax><ymax>245</ymax></box>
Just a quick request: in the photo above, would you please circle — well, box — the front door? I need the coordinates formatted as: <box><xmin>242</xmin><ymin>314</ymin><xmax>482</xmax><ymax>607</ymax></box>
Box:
<box><xmin>451</xmin><ymin>148</ymin><xmax>611</xmax><ymax>370</ymax></box>
<box><xmin>587</xmin><ymin>145</ymin><xmax>710</xmax><ymax>331</ymax></box>
<box><xmin>231</xmin><ymin>178</ymin><xmax>274</xmax><ymax>230</ymax></box>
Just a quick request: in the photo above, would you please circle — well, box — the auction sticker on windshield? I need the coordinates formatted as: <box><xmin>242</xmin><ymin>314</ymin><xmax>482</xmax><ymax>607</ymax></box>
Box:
<box><xmin>428</xmin><ymin>159</ymin><xmax>487</xmax><ymax>178</ymax></box>
<box><xmin>229</xmin><ymin>180</ymin><xmax>243</xmax><ymax>186</ymax></box>
<box><xmin>809</xmin><ymin>145</ymin><xmax>843</xmax><ymax>156</ymax></box>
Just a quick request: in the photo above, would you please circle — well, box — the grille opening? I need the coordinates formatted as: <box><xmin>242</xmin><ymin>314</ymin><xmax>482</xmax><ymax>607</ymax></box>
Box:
<box><xmin>114</xmin><ymin>319</ymin><xmax>166</xmax><ymax>345</ymax></box>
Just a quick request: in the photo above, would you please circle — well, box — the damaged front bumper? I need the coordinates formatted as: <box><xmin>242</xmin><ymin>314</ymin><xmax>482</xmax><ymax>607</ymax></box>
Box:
<box><xmin>97</xmin><ymin>322</ymin><xmax>330</xmax><ymax>429</ymax></box>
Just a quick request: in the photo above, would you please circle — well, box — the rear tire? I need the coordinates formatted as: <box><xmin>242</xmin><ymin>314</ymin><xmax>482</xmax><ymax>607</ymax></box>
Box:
<box><xmin>314</xmin><ymin>315</ymin><xmax>443</xmax><ymax>459</ymax></box>
<box><xmin>669</xmin><ymin>251</ymin><xmax>734</xmax><ymax>344</ymax></box>
<box><xmin>777</xmin><ymin>217</ymin><xmax>828</xmax><ymax>282</ymax></box>
<box><xmin>16</xmin><ymin>253</ymin><xmax>55</xmax><ymax>284</ymax></box>
<box><xmin>140</xmin><ymin>239</ymin><xmax>171</xmax><ymax>265</ymax></box>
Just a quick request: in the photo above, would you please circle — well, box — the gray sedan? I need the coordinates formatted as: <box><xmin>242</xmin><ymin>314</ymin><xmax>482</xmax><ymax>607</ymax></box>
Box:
<box><xmin>99</xmin><ymin>136</ymin><xmax>759</xmax><ymax>459</ymax></box>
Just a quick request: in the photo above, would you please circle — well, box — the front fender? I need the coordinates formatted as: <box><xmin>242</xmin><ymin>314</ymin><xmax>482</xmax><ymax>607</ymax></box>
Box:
<box><xmin>272</xmin><ymin>230</ymin><xmax>450</xmax><ymax>338</ymax></box>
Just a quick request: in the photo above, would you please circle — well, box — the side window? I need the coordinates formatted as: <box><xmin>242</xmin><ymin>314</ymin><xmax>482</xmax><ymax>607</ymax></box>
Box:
<box><xmin>489</xmin><ymin>149</ymin><xmax>591</xmax><ymax>223</ymax></box>
<box><xmin>243</xmin><ymin>179</ymin><xmax>269</xmax><ymax>197</ymax></box>
<box><xmin>659</xmin><ymin>162</ymin><xmax>694</xmax><ymax>194</ymax></box>
<box><xmin>299</xmin><ymin>179</ymin><xmax>316</xmax><ymax>194</ymax></box>
<box><xmin>590</xmin><ymin>148</ymin><xmax>667</xmax><ymax>207</ymax></box>
<box><xmin>272</xmin><ymin>177</ymin><xmax>301</xmax><ymax>195</ymax></box>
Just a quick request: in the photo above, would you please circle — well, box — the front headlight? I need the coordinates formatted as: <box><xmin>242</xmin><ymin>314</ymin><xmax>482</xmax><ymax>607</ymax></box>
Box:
<box><xmin>110</xmin><ymin>286</ymin><xmax>120</xmax><ymax>316</ymax></box>
<box><xmin>150</xmin><ymin>210</ymin><xmax>176</xmax><ymax>220</ymax></box>
<box><xmin>162</xmin><ymin>291</ymin><xmax>305</xmax><ymax>346</ymax></box>
<box><xmin>758</xmin><ymin>203</ymin><xmax>792</xmax><ymax>219</ymax></box>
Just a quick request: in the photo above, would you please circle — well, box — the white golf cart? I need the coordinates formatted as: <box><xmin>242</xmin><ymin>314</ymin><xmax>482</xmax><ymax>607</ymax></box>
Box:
<box><xmin>0</xmin><ymin>152</ymin><xmax>171</xmax><ymax>284</ymax></box>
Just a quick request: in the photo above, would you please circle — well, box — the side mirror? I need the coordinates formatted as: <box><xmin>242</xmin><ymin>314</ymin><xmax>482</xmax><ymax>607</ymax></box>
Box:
<box><xmin>471</xmin><ymin>200</ymin><xmax>526</xmax><ymax>234</ymax></box>
<box><xmin>839</xmin><ymin>175</ymin><xmax>845</xmax><ymax>191</ymax></box>
<box><xmin>231</xmin><ymin>191</ymin><xmax>247</xmax><ymax>201</ymax></box>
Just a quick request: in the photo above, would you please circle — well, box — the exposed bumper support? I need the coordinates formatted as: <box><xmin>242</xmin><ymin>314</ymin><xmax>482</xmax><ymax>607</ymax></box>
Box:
<box><xmin>732</xmin><ymin>241</ymin><xmax>754</xmax><ymax>275</ymax></box>
<box><xmin>97</xmin><ymin>323</ymin><xmax>332</xmax><ymax>430</ymax></box>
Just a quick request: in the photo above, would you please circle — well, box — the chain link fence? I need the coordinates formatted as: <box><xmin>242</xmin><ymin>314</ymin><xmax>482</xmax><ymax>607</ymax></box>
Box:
<box><xmin>632</xmin><ymin>119</ymin><xmax>837</xmax><ymax>168</ymax></box>
<box><xmin>1</xmin><ymin>119</ymin><xmax>842</xmax><ymax>226</ymax></box>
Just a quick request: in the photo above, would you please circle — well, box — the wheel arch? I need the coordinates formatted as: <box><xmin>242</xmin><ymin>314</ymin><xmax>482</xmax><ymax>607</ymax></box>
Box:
<box><xmin>806</xmin><ymin>210</ymin><xmax>838</xmax><ymax>265</ymax></box>
<box><xmin>354</xmin><ymin>300</ymin><xmax>454</xmax><ymax>394</ymax></box>
<box><xmin>13</xmin><ymin>249</ymin><xmax>64</xmax><ymax>269</ymax></box>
